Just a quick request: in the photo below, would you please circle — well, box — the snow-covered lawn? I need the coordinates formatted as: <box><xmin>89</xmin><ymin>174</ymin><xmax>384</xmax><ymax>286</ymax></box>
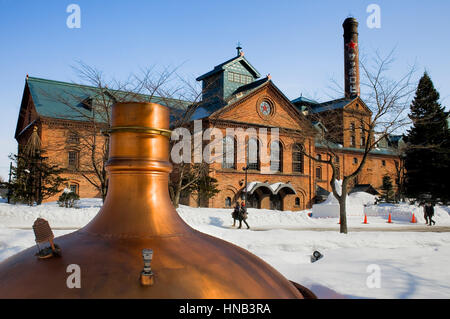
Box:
<box><xmin>1</xmin><ymin>198</ymin><xmax>450</xmax><ymax>299</ymax></box>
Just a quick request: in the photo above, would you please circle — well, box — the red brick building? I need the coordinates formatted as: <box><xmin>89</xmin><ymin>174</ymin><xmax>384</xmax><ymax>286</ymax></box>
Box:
<box><xmin>181</xmin><ymin>49</ymin><xmax>400</xmax><ymax>211</ymax></box>
<box><xmin>14</xmin><ymin>18</ymin><xmax>401</xmax><ymax>209</ymax></box>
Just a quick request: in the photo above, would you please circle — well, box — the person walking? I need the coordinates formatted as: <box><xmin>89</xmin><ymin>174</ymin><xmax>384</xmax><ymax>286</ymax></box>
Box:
<box><xmin>238</xmin><ymin>201</ymin><xmax>250</xmax><ymax>229</ymax></box>
<box><xmin>426</xmin><ymin>202</ymin><xmax>436</xmax><ymax>226</ymax></box>
<box><xmin>232</xmin><ymin>202</ymin><xmax>240</xmax><ymax>227</ymax></box>
<box><xmin>422</xmin><ymin>202</ymin><xmax>429</xmax><ymax>225</ymax></box>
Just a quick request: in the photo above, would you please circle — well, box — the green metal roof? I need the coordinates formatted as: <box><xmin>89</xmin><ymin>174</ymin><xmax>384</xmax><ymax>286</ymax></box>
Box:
<box><xmin>26</xmin><ymin>77</ymin><xmax>190</xmax><ymax>123</ymax></box>
<box><xmin>291</xmin><ymin>96</ymin><xmax>320</xmax><ymax>105</ymax></box>
<box><xmin>315</xmin><ymin>140</ymin><xmax>398</xmax><ymax>156</ymax></box>
<box><xmin>196</xmin><ymin>54</ymin><xmax>261</xmax><ymax>81</ymax></box>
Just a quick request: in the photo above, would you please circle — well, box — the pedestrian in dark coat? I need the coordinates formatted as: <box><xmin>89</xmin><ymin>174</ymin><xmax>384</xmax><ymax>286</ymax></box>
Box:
<box><xmin>232</xmin><ymin>202</ymin><xmax>240</xmax><ymax>227</ymax></box>
<box><xmin>422</xmin><ymin>202</ymin><xmax>429</xmax><ymax>225</ymax></box>
<box><xmin>426</xmin><ymin>203</ymin><xmax>436</xmax><ymax>226</ymax></box>
<box><xmin>238</xmin><ymin>201</ymin><xmax>250</xmax><ymax>229</ymax></box>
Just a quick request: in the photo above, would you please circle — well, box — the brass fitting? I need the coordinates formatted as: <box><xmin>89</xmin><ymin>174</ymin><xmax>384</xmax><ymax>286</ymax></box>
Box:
<box><xmin>140</xmin><ymin>249</ymin><xmax>154</xmax><ymax>286</ymax></box>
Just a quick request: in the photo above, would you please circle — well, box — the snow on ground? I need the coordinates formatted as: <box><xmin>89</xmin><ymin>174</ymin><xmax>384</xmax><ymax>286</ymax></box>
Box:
<box><xmin>1</xmin><ymin>198</ymin><xmax>450</xmax><ymax>298</ymax></box>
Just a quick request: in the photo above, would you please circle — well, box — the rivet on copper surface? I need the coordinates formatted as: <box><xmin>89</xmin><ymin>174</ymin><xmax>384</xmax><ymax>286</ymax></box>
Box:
<box><xmin>32</xmin><ymin>218</ymin><xmax>61</xmax><ymax>259</ymax></box>
<box><xmin>140</xmin><ymin>249</ymin><xmax>154</xmax><ymax>286</ymax></box>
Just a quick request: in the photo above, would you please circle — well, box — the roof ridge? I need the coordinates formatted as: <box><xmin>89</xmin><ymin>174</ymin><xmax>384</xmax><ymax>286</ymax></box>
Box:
<box><xmin>319</xmin><ymin>97</ymin><xmax>353</xmax><ymax>105</ymax></box>
<box><xmin>27</xmin><ymin>76</ymin><xmax>98</xmax><ymax>91</ymax></box>
<box><xmin>26</xmin><ymin>76</ymin><xmax>190</xmax><ymax>105</ymax></box>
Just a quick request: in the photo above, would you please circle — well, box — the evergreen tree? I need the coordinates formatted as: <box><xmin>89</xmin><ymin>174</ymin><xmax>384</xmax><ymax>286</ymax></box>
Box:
<box><xmin>193</xmin><ymin>175</ymin><xmax>220</xmax><ymax>207</ymax></box>
<box><xmin>381</xmin><ymin>175</ymin><xmax>394</xmax><ymax>203</ymax></box>
<box><xmin>4</xmin><ymin>127</ymin><xmax>66</xmax><ymax>205</ymax></box>
<box><xmin>404</xmin><ymin>72</ymin><xmax>450</xmax><ymax>203</ymax></box>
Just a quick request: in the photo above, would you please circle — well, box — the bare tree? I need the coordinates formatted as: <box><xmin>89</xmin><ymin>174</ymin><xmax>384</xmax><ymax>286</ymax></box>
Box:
<box><xmin>40</xmin><ymin>62</ymin><xmax>199</xmax><ymax>202</ymax></box>
<box><xmin>299</xmin><ymin>50</ymin><xmax>416</xmax><ymax>233</ymax></box>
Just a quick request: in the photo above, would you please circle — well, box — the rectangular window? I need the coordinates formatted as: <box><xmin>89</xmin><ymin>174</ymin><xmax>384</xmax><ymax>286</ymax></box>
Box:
<box><xmin>222</xmin><ymin>137</ymin><xmax>235</xmax><ymax>169</ymax></box>
<box><xmin>353</xmin><ymin>157</ymin><xmax>358</xmax><ymax>164</ymax></box>
<box><xmin>351</xmin><ymin>135</ymin><xmax>356</xmax><ymax>147</ymax></box>
<box><xmin>69</xmin><ymin>184</ymin><xmax>79</xmax><ymax>195</ymax></box>
<box><xmin>68</xmin><ymin>151</ymin><xmax>79</xmax><ymax>169</ymax></box>
<box><xmin>227</xmin><ymin>72</ymin><xmax>233</xmax><ymax>82</ymax></box>
<box><xmin>316</xmin><ymin>167</ymin><xmax>322</xmax><ymax>180</ymax></box>
<box><xmin>382</xmin><ymin>160</ymin><xmax>386</xmax><ymax>166</ymax></box>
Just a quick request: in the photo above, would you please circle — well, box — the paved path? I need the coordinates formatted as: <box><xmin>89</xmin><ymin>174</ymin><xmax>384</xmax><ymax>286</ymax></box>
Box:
<box><xmin>12</xmin><ymin>225</ymin><xmax>450</xmax><ymax>233</ymax></box>
<box><xmin>250</xmin><ymin>226</ymin><xmax>450</xmax><ymax>232</ymax></box>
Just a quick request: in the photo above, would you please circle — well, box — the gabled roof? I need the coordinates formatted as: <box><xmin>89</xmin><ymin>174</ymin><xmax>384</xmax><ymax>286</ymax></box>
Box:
<box><xmin>23</xmin><ymin>76</ymin><xmax>190</xmax><ymax>123</ymax></box>
<box><xmin>309</xmin><ymin>97</ymin><xmax>353</xmax><ymax>113</ymax></box>
<box><xmin>226</xmin><ymin>77</ymin><xmax>269</xmax><ymax>104</ymax></box>
<box><xmin>27</xmin><ymin>77</ymin><xmax>103</xmax><ymax>122</ymax></box>
<box><xmin>188</xmin><ymin>77</ymin><xmax>270</xmax><ymax>121</ymax></box>
<box><xmin>207</xmin><ymin>78</ymin><xmax>317</xmax><ymax>132</ymax></box>
<box><xmin>309</xmin><ymin>96</ymin><xmax>372</xmax><ymax>115</ymax></box>
<box><xmin>196</xmin><ymin>54</ymin><xmax>261</xmax><ymax>81</ymax></box>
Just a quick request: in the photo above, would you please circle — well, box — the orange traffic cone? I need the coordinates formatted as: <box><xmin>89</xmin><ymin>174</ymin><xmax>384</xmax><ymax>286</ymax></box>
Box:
<box><xmin>387</xmin><ymin>213</ymin><xmax>393</xmax><ymax>224</ymax></box>
<box><xmin>411</xmin><ymin>213</ymin><xmax>417</xmax><ymax>223</ymax></box>
<box><xmin>363</xmin><ymin>214</ymin><xmax>368</xmax><ymax>224</ymax></box>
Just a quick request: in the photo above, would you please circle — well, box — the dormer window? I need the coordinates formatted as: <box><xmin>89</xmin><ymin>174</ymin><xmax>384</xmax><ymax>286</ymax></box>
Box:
<box><xmin>228</xmin><ymin>72</ymin><xmax>252</xmax><ymax>84</ymax></box>
<box><xmin>82</xmin><ymin>97</ymin><xmax>93</xmax><ymax>111</ymax></box>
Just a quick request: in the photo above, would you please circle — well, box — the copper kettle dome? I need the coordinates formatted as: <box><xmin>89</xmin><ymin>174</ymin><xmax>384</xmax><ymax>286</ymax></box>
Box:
<box><xmin>0</xmin><ymin>102</ymin><xmax>310</xmax><ymax>298</ymax></box>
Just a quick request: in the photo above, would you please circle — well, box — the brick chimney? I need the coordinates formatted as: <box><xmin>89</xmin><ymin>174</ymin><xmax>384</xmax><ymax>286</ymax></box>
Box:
<box><xmin>343</xmin><ymin>17</ymin><xmax>360</xmax><ymax>98</ymax></box>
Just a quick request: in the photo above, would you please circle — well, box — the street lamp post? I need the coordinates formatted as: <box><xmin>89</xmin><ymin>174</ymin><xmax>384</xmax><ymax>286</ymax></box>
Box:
<box><xmin>242</xmin><ymin>165</ymin><xmax>249</xmax><ymax>205</ymax></box>
<box><xmin>7</xmin><ymin>162</ymin><xmax>12</xmax><ymax>204</ymax></box>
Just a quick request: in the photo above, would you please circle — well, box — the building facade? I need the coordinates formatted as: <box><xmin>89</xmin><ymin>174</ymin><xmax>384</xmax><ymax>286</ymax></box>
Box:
<box><xmin>14</xmin><ymin>17</ymin><xmax>401</xmax><ymax>209</ymax></box>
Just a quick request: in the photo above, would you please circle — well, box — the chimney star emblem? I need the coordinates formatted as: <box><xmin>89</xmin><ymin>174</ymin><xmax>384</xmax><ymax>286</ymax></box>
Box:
<box><xmin>347</xmin><ymin>41</ymin><xmax>358</xmax><ymax>49</ymax></box>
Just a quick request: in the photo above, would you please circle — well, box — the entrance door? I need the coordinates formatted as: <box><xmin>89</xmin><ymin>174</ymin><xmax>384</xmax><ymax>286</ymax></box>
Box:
<box><xmin>247</xmin><ymin>193</ymin><xmax>260</xmax><ymax>209</ymax></box>
<box><xmin>270</xmin><ymin>194</ymin><xmax>282</xmax><ymax>210</ymax></box>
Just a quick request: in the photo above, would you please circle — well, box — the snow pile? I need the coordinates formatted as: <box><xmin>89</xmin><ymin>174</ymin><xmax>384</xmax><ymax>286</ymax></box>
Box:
<box><xmin>0</xmin><ymin>198</ymin><xmax>101</xmax><ymax>229</ymax></box>
<box><xmin>312</xmin><ymin>180</ymin><xmax>377</xmax><ymax>218</ymax></box>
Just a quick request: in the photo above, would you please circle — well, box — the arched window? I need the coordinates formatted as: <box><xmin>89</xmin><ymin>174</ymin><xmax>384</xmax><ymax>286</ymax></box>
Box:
<box><xmin>222</xmin><ymin>136</ymin><xmax>236</xmax><ymax>169</ymax></box>
<box><xmin>270</xmin><ymin>141</ymin><xmax>282</xmax><ymax>172</ymax></box>
<box><xmin>247</xmin><ymin>138</ymin><xmax>260</xmax><ymax>170</ymax></box>
<box><xmin>225</xmin><ymin>197</ymin><xmax>232</xmax><ymax>208</ymax></box>
<box><xmin>295</xmin><ymin>197</ymin><xmax>300</xmax><ymax>207</ymax></box>
<box><xmin>292</xmin><ymin>143</ymin><xmax>304</xmax><ymax>173</ymax></box>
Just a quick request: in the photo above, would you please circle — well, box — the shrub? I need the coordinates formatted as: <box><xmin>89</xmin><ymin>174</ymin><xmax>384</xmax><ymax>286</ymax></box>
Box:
<box><xmin>58</xmin><ymin>189</ymin><xmax>80</xmax><ymax>208</ymax></box>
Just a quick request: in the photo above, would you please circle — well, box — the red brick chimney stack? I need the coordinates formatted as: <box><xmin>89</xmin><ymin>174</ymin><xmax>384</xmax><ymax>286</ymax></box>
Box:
<box><xmin>343</xmin><ymin>17</ymin><xmax>360</xmax><ymax>98</ymax></box>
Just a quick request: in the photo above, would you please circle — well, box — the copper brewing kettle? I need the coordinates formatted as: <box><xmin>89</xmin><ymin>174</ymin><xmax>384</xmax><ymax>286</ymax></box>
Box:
<box><xmin>0</xmin><ymin>102</ymin><xmax>312</xmax><ymax>298</ymax></box>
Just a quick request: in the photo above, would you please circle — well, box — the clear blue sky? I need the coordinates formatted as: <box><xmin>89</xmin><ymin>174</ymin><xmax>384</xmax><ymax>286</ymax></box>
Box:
<box><xmin>0</xmin><ymin>0</ymin><xmax>449</xmax><ymax>179</ymax></box>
